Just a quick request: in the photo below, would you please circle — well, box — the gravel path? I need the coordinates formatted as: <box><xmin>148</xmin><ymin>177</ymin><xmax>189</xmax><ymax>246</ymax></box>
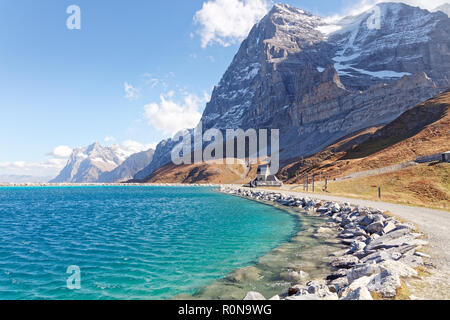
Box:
<box><xmin>256</xmin><ymin>188</ymin><xmax>450</xmax><ymax>299</ymax></box>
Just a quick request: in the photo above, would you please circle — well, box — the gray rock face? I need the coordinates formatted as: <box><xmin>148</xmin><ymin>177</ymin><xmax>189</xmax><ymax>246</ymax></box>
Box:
<box><xmin>200</xmin><ymin>3</ymin><xmax>449</xmax><ymax>162</ymax></box>
<box><xmin>133</xmin><ymin>136</ymin><xmax>184</xmax><ymax>181</ymax></box>
<box><xmin>134</xmin><ymin>3</ymin><xmax>450</xmax><ymax>180</ymax></box>
<box><xmin>98</xmin><ymin>149</ymin><xmax>154</xmax><ymax>183</ymax></box>
<box><xmin>50</xmin><ymin>143</ymin><xmax>125</xmax><ymax>183</ymax></box>
<box><xmin>51</xmin><ymin>143</ymin><xmax>154</xmax><ymax>183</ymax></box>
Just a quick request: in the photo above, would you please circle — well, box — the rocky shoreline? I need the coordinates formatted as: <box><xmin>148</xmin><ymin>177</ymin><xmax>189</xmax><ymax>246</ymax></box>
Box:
<box><xmin>220</xmin><ymin>186</ymin><xmax>431</xmax><ymax>300</ymax></box>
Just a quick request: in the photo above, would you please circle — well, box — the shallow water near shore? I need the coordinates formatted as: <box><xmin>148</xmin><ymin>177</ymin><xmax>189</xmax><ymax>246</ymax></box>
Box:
<box><xmin>185</xmin><ymin>199</ymin><xmax>346</xmax><ymax>300</ymax></box>
<box><xmin>0</xmin><ymin>186</ymin><xmax>299</xmax><ymax>300</ymax></box>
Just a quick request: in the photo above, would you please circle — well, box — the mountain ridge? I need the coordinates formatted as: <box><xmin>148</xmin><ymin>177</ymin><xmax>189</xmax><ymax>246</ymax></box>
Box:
<box><xmin>50</xmin><ymin>142</ymin><xmax>154</xmax><ymax>183</ymax></box>
<box><xmin>134</xmin><ymin>2</ymin><xmax>450</xmax><ymax>181</ymax></box>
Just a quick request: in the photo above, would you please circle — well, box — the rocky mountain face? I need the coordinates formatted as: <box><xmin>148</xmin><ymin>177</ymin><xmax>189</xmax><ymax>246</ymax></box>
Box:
<box><xmin>98</xmin><ymin>149</ymin><xmax>154</xmax><ymax>183</ymax></box>
<box><xmin>135</xmin><ymin>2</ymin><xmax>450</xmax><ymax>180</ymax></box>
<box><xmin>51</xmin><ymin>143</ymin><xmax>154</xmax><ymax>183</ymax></box>
<box><xmin>133</xmin><ymin>138</ymin><xmax>180</xmax><ymax>181</ymax></box>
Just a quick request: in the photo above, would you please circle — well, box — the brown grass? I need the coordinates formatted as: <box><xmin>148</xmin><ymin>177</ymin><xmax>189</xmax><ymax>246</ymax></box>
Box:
<box><xmin>144</xmin><ymin>160</ymin><xmax>258</xmax><ymax>184</ymax></box>
<box><xmin>292</xmin><ymin>163</ymin><xmax>450</xmax><ymax>211</ymax></box>
<box><xmin>280</xmin><ymin>90</ymin><xmax>450</xmax><ymax>183</ymax></box>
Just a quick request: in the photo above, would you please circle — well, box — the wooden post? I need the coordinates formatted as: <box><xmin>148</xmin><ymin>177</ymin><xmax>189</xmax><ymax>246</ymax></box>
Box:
<box><xmin>378</xmin><ymin>186</ymin><xmax>381</xmax><ymax>200</ymax></box>
<box><xmin>324</xmin><ymin>178</ymin><xmax>328</xmax><ymax>192</ymax></box>
<box><xmin>306</xmin><ymin>175</ymin><xmax>309</xmax><ymax>192</ymax></box>
<box><xmin>312</xmin><ymin>175</ymin><xmax>315</xmax><ymax>193</ymax></box>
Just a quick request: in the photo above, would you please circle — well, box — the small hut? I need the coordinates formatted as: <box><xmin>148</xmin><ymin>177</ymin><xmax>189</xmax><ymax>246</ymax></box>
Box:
<box><xmin>250</xmin><ymin>165</ymin><xmax>283</xmax><ymax>187</ymax></box>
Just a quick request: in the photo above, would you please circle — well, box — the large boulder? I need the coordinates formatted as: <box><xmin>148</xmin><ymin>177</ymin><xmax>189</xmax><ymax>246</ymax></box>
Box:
<box><xmin>362</xmin><ymin>245</ymin><xmax>416</xmax><ymax>264</ymax></box>
<box><xmin>243</xmin><ymin>292</ymin><xmax>266</xmax><ymax>300</ymax></box>
<box><xmin>365</xmin><ymin>229</ymin><xmax>420</xmax><ymax>251</ymax></box>
<box><xmin>379</xmin><ymin>260</ymin><xmax>418</xmax><ymax>278</ymax></box>
<box><xmin>366</xmin><ymin>270</ymin><xmax>402</xmax><ymax>299</ymax></box>
<box><xmin>342</xmin><ymin>286</ymin><xmax>373</xmax><ymax>300</ymax></box>
<box><xmin>382</xmin><ymin>221</ymin><xmax>397</xmax><ymax>234</ymax></box>
<box><xmin>366</xmin><ymin>221</ymin><xmax>384</xmax><ymax>234</ymax></box>
<box><xmin>347</xmin><ymin>263</ymin><xmax>381</xmax><ymax>284</ymax></box>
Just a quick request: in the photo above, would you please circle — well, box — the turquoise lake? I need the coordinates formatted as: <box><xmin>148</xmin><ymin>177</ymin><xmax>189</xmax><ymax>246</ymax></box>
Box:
<box><xmin>0</xmin><ymin>187</ymin><xmax>297</xmax><ymax>300</ymax></box>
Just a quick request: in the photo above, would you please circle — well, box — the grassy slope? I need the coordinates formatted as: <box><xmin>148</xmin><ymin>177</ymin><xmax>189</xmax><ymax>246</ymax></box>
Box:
<box><xmin>288</xmin><ymin>163</ymin><xmax>449</xmax><ymax>211</ymax></box>
<box><xmin>279</xmin><ymin>90</ymin><xmax>450</xmax><ymax>183</ymax></box>
<box><xmin>144</xmin><ymin>161</ymin><xmax>258</xmax><ymax>184</ymax></box>
<box><xmin>280</xmin><ymin>90</ymin><xmax>450</xmax><ymax>210</ymax></box>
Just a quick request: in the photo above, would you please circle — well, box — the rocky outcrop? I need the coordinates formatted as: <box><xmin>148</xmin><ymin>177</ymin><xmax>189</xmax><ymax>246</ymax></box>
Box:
<box><xmin>50</xmin><ymin>143</ymin><xmax>124</xmax><ymax>183</ymax></box>
<box><xmin>98</xmin><ymin>149</ymin><xmax>154</xmax><ymax>183</ymax></box>
<box><xmin>221</xmin><ymin>187</ymin><xmax>429</xmax><ymax>300</ymax></box>
<box><xmin>133</xmin><ymin>137</ymin><xmax>184</xmax><ymax>181</ymax></box>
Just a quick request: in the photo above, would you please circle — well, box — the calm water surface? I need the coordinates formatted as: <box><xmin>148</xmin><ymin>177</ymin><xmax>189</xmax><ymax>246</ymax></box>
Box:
<box><xmin>0</xmin><ymin>187</ymin><xmax>297</xmax><ymax>300</ymax></box>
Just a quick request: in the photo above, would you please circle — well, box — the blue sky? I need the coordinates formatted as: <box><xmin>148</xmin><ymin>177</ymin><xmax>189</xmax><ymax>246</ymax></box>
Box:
<box><xmin>0</xmin><ymin>0</ymin><xmax>444</xmax><ymax>177</ymax></box>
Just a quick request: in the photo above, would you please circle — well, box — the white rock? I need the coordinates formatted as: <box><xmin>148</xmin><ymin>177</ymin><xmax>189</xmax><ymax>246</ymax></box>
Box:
<box><xmin>367</xmin><ymin>270</ymin><xmax>402</xmax><ymax>299</ymax></box>
<box><xmin>342</xmin><ymin>286</ymin><xmax>373</xmax><ymax>300</ymax></box>
<box><xmin>347</xmin><ymin>263</ymin><xmax>381</xmax><ymax>284</ymax></box>
<box><xmin>379</xmin><ymin>260</ymin><xmax>418</xmax><ymax>278</ymax></box>
<box><xmin>243</xmin><ymin>292</ymin><xmax>266</xmax><ymax>300</ymax></box>
<box><xmin>414</xmin><ymin>252</ymin><xmax>431</xmax><ymax>258</ymax></box>
<box><xmin>382</xmin><ymin>221</ymin><xmax>397</xmax><ymax>234</ymax></box>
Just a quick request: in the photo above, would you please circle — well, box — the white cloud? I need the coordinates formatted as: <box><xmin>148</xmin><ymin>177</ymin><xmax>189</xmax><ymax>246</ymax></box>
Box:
<box><xmin>49</xmin><ymin>145</ymin><xmax>73</xmax><ymax>158</ymax></box>
<box><xmin>124</xmin><ymin>82</ymin><xmax>140</xmax><ymax>101</ymax></box>
<box><xmin>194</xmin><ymin>0</ymin><xmax>271</xmax><ymax>48</ymax></box>
<box><xmin>0</xmin><ymin>159</ymin><xmax>68</xmax><ymax>177</ymax></box>
<box><xmin>144</xmin><ymin>92</ymin><xmax>210</xmax><ymax>135</ymax></box>
<box><xmin>120</xmin><ymin>140</ymin><xmax>157</xmax><ymax>154</ymax></box>
<box><xmin>104</xmin><ymin>136</ymin><xmax>116</xmax><ymax>143</ymax></box>
<box><xmin>142</xmin><ymin>74</ymin><xmax>168</xmax><ymax>89</ymax></box>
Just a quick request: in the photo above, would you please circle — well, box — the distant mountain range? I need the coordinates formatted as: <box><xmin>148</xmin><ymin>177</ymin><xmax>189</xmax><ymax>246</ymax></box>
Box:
<box><xmin>50</xmin><ymin>142</ymin><xmax>154</xmax><ymax>183</ymax></box>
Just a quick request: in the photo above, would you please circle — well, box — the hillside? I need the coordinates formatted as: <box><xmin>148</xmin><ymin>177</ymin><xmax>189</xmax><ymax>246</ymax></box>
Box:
<box><xmin>279</xmin><ymin>90</ymin><xmax>450</xmax><ymax>183</ymax></box>
<box><xmin>311</xmin><ymin>163</ymin><xmax>449</xmax><ymax>210</ymax></box>
<box><xmin>142</xmin><ymin>161</ymin><xmax>258</xmax><ymax>185</ymax></box>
